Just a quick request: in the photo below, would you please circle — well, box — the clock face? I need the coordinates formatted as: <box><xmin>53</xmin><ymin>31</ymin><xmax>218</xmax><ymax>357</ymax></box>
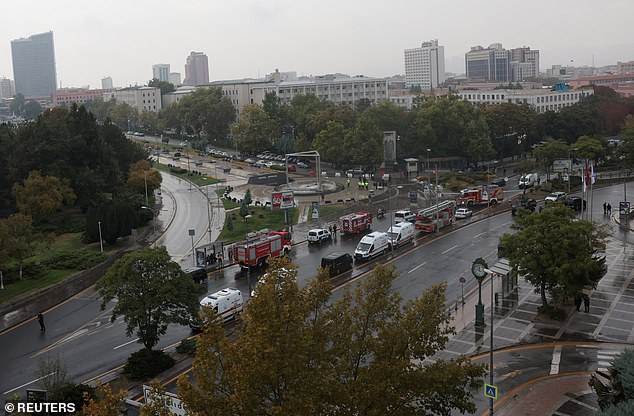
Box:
<box><xmin>472</xmin><ymin>260</ymin><xmax>487</xmax><ymax>279</ymax></box>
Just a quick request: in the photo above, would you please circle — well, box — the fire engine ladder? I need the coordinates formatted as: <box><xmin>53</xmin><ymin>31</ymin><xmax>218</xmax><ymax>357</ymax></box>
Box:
<box><xmin>417</xmin><ymin>200</ymin><xmax>455</xmax><ymax>218</ymax></box>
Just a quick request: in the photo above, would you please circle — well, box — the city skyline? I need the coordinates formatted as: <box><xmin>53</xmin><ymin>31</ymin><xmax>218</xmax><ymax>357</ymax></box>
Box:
<box><xmin>0</xmin><ymin>0</ymin><xmax>633</xmax><ymax>89</ymax></box>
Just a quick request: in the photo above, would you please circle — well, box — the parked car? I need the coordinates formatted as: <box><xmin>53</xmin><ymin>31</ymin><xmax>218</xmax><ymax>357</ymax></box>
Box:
<box><xmin>394</xmin><ymin>210</ymin><xmax>416</xmax><ymax>223</ymax></box>
<box><xmin>321</xmin><ymin>252</ymin><xmax>353</xmax><ymax>276</ymax></box>
<box><xmin>564</xmin><ymin>196</ymin><xmax>587</xmax><ymax>211</ymax></box>
<box><xmin>254</xmin><ymin>160</ymin><xmax>268</xmax><ymax>168</ymax></box>
<box><xmin>491</xmin><ymin>177</ymin><xmax>507</xmax><ymax>187</ymax></box>
<box><xmin>307</xmin><ymin>228</ymin><xmax>332</xmax><ymax>244</ymax></box>
<box><xmin>297</xmin><ymin>161</ymin><xmax>309</xmax><ymax>169</ymax></box>
<box><xmin>545</xmin><ymin>192</ymin><xmax>567</xmax><ymax>203</ymax></box>
<box><xmin>511</xmin><ymin>197</ymin><xmax>537</xmax><ymax>216</ymax></box>
<box><xmin>455</xmin><ymin>207</ymin><xmax>473</xmax><ymax>219</ymax></box>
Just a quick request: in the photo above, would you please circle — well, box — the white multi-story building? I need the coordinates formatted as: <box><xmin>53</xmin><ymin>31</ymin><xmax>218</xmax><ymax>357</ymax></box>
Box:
<box><xmin>103</xmin><ymin>86</ymin><xmax>162</xmax><ymax>113</ymax></box>
<box><xmin>617</xmin><ymin>61</ymin><xmax>634</xmax><ymax>75</ymax></box>
<box><xmin>152</xmin><ymin>64</ymin><xmax>170</xmax><ymax>82</ymax></box>
<box><xmin>404</xmin><ymin>39</ymin><xmax>445</xmax><ymax>89</ymax></box>
<box><xmin>101</xmin><ymin>76</ymin><xmax>113</xmax><ymax>89</ymax></box>
<box><xmin>0</xmin><ymin>77</ymin><xmax>16</xmax><ymax>99</ymax></box>
<box><xmin>169</xmin><ymin>72</ymin><xmax>181</xmax><ymax>86</ymax></box>
<box><xmin>456</xmin><ymin>88</ymin><xmax>594</xmax><ymax>113</ymax></box>
<box><xmin>161</xmin><ymin>86</ymin><xmax>196</xmax><ymax>107</ymax></box>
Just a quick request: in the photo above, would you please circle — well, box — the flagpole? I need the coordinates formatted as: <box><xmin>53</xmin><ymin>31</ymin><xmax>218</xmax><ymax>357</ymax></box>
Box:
<box><xmin>590</xmin><ymin>162</ymin><xmax>595</xmax><ymax>223</ymax></box>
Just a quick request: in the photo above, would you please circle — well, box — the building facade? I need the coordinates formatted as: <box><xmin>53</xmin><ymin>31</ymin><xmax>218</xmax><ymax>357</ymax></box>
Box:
<box><xmin>11</xmin><ymin>31</ymin><xmax>57</xmax><ymax>98</ymax></box>
<box><xmin>152</xmin><ymin>64</ymin><xmax>170</xmax><ymax>82</ymax></box>
<box><xmin>569</xmin><ymin>74</ymin><xmax>634</xmax><ymax>89</ymax></box>
<box><xmin>103</xmin><ymin>87</ymin><xmax>162</xmax><ymax>113</ymax></box>
<box><xmin>0</xmin><ymin>78</ymin><xmax>16</xmax><ymax>99</ymax></box>
<box><xmin>183</xmin><ymin>52</ymin><xmax>209</xmax><ymax>86</ymax></box>
<box><xmin>404</xmin><ymin>39</ymin><xmax>446</xmax><ymax>89</ymax></box>
<box><xmin>101</xmin><ymin>76</ymin><xmax>113</xmax><ymax>89</ymax></box>
<box><xmin>456</xmin><ymin>88</ymin><xmax>593</xmax><ymax>113</ymax></box>
<box><xmin>616</xmin><ymin>61</ymin><xmax>634</xmax><ymax>75</ymax></box>
<box><xmin>466</xmin><ymin>44</ymin><xmax>539</xmax><ymax>82</ymax></box>
<box><xmin>53</xmin><ymin>88</ymin><xmax>111</xmax><ymax>107</ymax></box>
<box><xmin>169</xmin><ymin>72</ymin><xmax>181</xmax><ymax>86</ymax></box>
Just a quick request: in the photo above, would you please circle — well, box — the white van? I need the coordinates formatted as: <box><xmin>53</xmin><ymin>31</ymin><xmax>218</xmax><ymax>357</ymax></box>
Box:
<box><xmin>190</xmin><ymin>287</ymin><xmax>243</xmax><ymax>330</ymax></box>
<box><xmin>394</xmin><ymin>210</ymin><xmax>416</xmax><ymax>223</ymax></box>
<box><xmin>387</xmin><ymin>222</ymin><xmax>415</xmax><ymax>248</ymax></box>
<box><xmin>519</xmin><ymin>173</ymin><xmax>540</xmax><ymax>189</ymax></box>
<box><xmin>354</xmin><ymin>231</ymin><xmax>390</xmax><ymax>261</ymax></box>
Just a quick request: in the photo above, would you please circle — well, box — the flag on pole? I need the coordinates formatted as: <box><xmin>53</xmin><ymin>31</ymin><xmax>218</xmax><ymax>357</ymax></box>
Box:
<box><xmin>591</xmin><ymin>163</ymin><xmax>596</xmax><ymax>185</ymax></box>
<box><xmin>583</xmin><ymin>162</ymin><xmax>589</xmax><ymax>193</ymax></box>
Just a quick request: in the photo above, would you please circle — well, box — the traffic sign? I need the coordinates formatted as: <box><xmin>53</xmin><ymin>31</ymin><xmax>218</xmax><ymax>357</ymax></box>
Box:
<box><xmin>459</xmin><ymin>276</ymin><xmax>466</xmax><ymax>284</ymax></box>
<box><xmin>484</xmin><ymin>383</ymin><xmax>498</xmax><ymax>399</ymax></box>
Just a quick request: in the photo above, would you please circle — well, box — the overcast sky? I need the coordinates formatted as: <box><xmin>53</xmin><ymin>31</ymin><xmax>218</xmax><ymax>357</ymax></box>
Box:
<box><xmin>2</xmin><ymin>0</ymin><xmax>633</xmax><ymax>88</ymax></box>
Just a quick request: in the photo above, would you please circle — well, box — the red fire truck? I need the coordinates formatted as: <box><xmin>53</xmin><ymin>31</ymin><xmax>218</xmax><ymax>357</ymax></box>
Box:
<box><xmin>415</xmin><ymin>200</ymin><xmax>456</xmax><ymax>232</ymax></box>
<box><xmin>233</xmin><ymin>229</ymin><xmax>292</xmax><ymax>269</ymax></box>
<box><xmin>339</xmin><ymin>212</ymin><xmax>372</xmax><ymax>234</ymax></box>
<box><xmin>457</xmin><ymin>185</ymin><xmax>504</xmax><ymax>207</ymax></box>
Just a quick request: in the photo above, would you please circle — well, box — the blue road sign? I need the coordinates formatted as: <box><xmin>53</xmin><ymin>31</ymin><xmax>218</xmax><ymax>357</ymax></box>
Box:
<box><xmin>484</xmin><ymin>383</ymin><xmax>498</xmax><ymax>399</ymax></box>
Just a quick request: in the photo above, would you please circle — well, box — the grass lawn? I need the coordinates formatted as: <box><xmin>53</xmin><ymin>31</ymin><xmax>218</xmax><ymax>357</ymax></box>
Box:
<box><xmin>0</xmin><ymin>270</ymin><xmax>70</xmax><ymax>304</ymax></box>
<box><xmin>153</xmin><ymin>162</ymin><xmax>220</xmax><ymax>187</ymax></box>
<box><xmin>219</xmin><ymin>207</ymin><xmax>297</xmax><ymax>243</ymax></box>
<box><xmin>318</xmin><ymin>204</ymin><xmax>345</xmax><ymax>218</ymax></box>
<box><xmin>216</xmin><ymin>190</ymin><xmax>241</xmax><ymax>210</ymax></box>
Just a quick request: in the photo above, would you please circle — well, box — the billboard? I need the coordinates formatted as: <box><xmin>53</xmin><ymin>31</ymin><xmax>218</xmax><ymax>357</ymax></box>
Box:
<box><xmin>553</xmin><ymin>159</ymin><xmax>572</xmax><ymax>173</ymax></box>
<box><xmin>271</xmin><ymin>191</ymin><xmax>295</xmax><ymax>210</ymax></box>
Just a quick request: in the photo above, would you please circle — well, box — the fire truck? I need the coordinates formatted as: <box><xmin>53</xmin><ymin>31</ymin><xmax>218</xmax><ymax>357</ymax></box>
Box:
<box><xmin>457</xmin><ymin>185</ymin><xmax>504</xmax><ymax>207</ymax></box>
<box><xmin>233</xmin><ymin>229</ymin><xmax>292</xmax><ymax>269</ymax></box>
<box><xmin>415</xmin><ymin>200</ymin><xmax>456</xmax><ymax>233</ymax></box>
<box><xmin>339</xmin><ymin>212</ymin><xmax>372</xmax><ymax>234</ymax></box>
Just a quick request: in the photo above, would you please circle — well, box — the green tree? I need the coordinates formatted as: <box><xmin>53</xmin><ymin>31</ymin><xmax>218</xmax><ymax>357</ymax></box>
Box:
<box><xmin>243</xmin><ymin>189</ymin><xmax>253</xmax><ymax>206</ymax></box>
<box><xmin>464</xmin><ymin>116</ymin><xmax>495</xmax><ymax>163</ymax></box>
<box><xmin>226</xmin><ymin>214</ymin><xmax>234</xmax><ymax>231</ymax></box>
<box><xmin>139</xmin><ymin>110</ymin><xmax>160</xmax><ymax>135</ymax></box>
<box><xmin>314</xmin><ymin>121</ymin><xmax>349</xmax><ymax>166</ymax></box>
<box><xmin>532</xmin><ymin>139</ymin><xmax>569</xmax><ymax>180</ymax></box>
<box><xmin>177</xmin><ymin>87</ymin><xmax>235</xmax><ymax>141</ymax></box>
<box><xmin>597</xmin><ymin>401</ymin><xmax>634</xmax><ymax>416</ymax></box>
<box><xmin>233</xmin><ymin>105</ymin><xmax>279</xmax><ymax>153</ymax></box>
<box><xmin>483</xmin><ymin>103</ymin><xmax>536</xmax><ymax>159</ymax></box>
<box><xmin>499</xmin><ymin>205</ymin><xmax>608</xmax><ymax>307</ymax></box>
<box><xmin>346</xmin><ymin>113</ymin><xmax>383</xmax><ymax>165</ymax></box>
<box><xmin>148</xmin><ymin>78</ymin><xmax>175</xmax><ymax>95</ymax></box>
<box><xmin>239</xmin><ymin>200</ymin><xmax>249</xmax><ymax>218</ymax></box>
<box><xmin>573</xmin><ymin>135</ymin><xmax>605</xmax><ymax>161</ymax></box>
<box><xmin>97</xmin><ymin>246</ymin><xmax>200</xmax><ymax>351</ymax></box>
<box><xmin>126</xmin><ymin>160</ymin><xmax>162</xmax><ymax>197</ymax></box>
<box><xmin>12</xmin><ymin>170</ymin><xmax>76</xmax><ymax>224</ymax></box>
<box><xmin>23</xmin><ymin>100</ymin><xmax>43</xmax><ymax>118</ymax></box>
<box><xmin>10</xmin><ymin>93</ymin><xmax>25</xmax><ymax>116</ymax></box>
<box><xmin>179</xmin><ymin>258</ymin><xmax>485</xmax><ymax>416</ymax></box>
<box><xmin>620</xmin><ymin>116</ymin><xmax>634</xmax><ymax>168</ymax></box>
<box><xmin>590</xmin><ymin>349</ymin><xmax>634</xmax><ymax>411</ymax></box>
<box><xmin>2</xmin><ymin>213</ymin><xmax>37</xmax><ymax>280</ymax></box>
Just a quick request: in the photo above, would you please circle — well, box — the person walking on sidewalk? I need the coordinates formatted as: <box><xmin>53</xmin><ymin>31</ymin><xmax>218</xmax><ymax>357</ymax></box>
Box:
<box><xmin>37</xmin><ymin>312</ymin><xmax>45</xmax><ymax>332</ymax></box>
<box><xmin>347</xmin><ymin>178</ymin><xmax>350</xmax><ymax>188</ymax></box>
<box><xmin>607</xmin><ymin>203</ymin><xmax>612</xmax><ymax>216</ymax></box>
<box><xmin>603</xmin><ymin>202</ymin><xmax>607</xmax><ymax>215</ymax></box>
<box><xmin>574</xmin><ymin>294</ymin><xmax>582</xmax><ymax>311</ymax></box>
<box><xmin>583</xmin><ymin>295</ymin><xmax>590</xmax><ymax>313</ymax></box>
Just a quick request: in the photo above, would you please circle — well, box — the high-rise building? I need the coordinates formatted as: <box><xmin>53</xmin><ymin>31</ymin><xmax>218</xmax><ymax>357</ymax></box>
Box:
<box><xmin>183</xmin><ymin>52</ymin><xmax>209</xmax><ymax>86</ymax></box>
<box><xmin>11</xmin><ymin>31</ymin><xmax>57</xmax><ymax>98</ymax></box>
<box><xmin>466</xmin><ymin>44</ymin><xmax>539</xmax><ymax>82</ymax></box>
<box><xmin>169</xmin><ymin>72</ymin><xmax>181</xmax><ymax>86</ymax></box>
<box><xmin>0</xmin><ymin>77</ymin><xmax>16</xmax><ymax>99</ymax></box>
<box><xmin>152</xmin><ymin>64</ymin><xmax>170</xmax><ymax>82</ymax></box>
<box><xmin>101</xmin><ymin>76</ymin><xmax>113</xmax><ymax>89</ymax></box>
<box><xmin>404</xmin><ymin>40</ymin><xmax>445</xmax><ymax>89</ymax></box>
<box><xmin>617</xmin><ymin>61</ymin><xmax>634</xmax><ymax>75</ymax></box>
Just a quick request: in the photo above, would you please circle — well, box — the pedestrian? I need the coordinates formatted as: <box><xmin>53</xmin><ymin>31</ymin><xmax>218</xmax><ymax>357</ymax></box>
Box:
<box><xmin>333</xmin><ymin>224</ymin><xmax>337</xmax><ymax>236</ymax></box>
<box><xmin>603</xmin><ymin>202</ymin><xmax>607</xmax><ymax>215</ymax></box>
<box><xmin>607</xmin><ymin>203</ymin><xmax>612</xmax><ymax>215</ymax></box>
<box><xmin>218</xmin><ymin>254</ymin><xmax>223</xmax><ymax>266</ymax></box>
<box><xmin>37</xmin><ymin>312</ymin><xmax>45</xmax><ymax>332</ymax></box>
<box><xmin>347</xmin><ymin>178</ymin><xmax>350</xmax><ymax>188</ymax></box>
<box><xmin>574</xmin><ymin>294</ymin><xmax>582</xmax><ymax>311</ymax></box>
<box><xmin>583</xmin><ymin>294</ymin><xmax>590</xmax><ymax>313</ymax></box>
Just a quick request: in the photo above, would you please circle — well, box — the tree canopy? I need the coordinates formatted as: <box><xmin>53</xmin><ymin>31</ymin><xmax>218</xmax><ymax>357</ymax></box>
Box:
<box><xmin>12</xmin><ymin>170</ymin><xmax>76</xmax><ymax>224</ymax></box>
<box><xmin>97</xmin><ymin>246</ymin><xmax>200</xmax><ymax>351</ymax></box>
<box><xmin>176</xmin><ymin>87</ymin><xmax>236</xmax><ymax>141</ymax></box>
<box><xmin>178</xmin><ymin>257</ymin><xmax>485</xmax><ymax>416</ymax></box>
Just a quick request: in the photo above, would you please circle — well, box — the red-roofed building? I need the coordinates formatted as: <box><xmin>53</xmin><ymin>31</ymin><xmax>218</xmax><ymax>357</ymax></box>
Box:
<box><xmin>569</xmin><ymin>74</ymin><xmax>634</xmax><ymax>89</ymax></box>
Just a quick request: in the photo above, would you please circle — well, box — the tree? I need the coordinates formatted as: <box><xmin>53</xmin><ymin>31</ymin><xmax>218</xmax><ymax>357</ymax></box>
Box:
<box><xmin>532</xmin><ymin>139</ymin><xmax>569</xmax><ymax>181</ymax></box>
<box><xmin>12</xmin><ymin>170</ymin><xmax>76</xmax><ymax>223</ymax></box>
<box><xmin>243</xmin><ymin>189</ymin><xmax>253</xmax><ymax>206</ymax></box>
<box><xmin>139</xmin><ymin>110</ymin><xmax>160</xmax><ymax>135</ymax></box>
<box><xmin>10</xmin><ymin>93</ymin><xmax>25</xmax><ymax>116</ymax></box>
<box><xmin>314</xmin><ymin>121</ymin><xmax>349</xmax><ymax>166</ymax></box>
<box><xmin>178</xmin><ymin>258</ymin><xmax>485</xmax><ymax>415</ymax></box>
<box><xmin>346</xmin><ymin>113</ymin><xmax>384</xmax><ymax>166</ymax></box>
<box><xmin>499</xmin><ymin>205</ymin><xmax>608</xmax><ymax>307</ymax></box>
<box><xmin>239</xmin><ymin>200</ymin><xmax>249</xmax><ymax>218</ymax></box>
<box><xmin>96</xmin><ymin>246</ymin><xmax>200</xmax><ymax>351</ymax></box>
<box><xmin>2</xmin><ymin>213</ymin><xmax>37</xmax><ymax>280</ymax></box>
<box><xmin>177</xmin><ymin>87</ymin><xmax>235</xmax><ymax>141</ymax></box>
<box><xmin>573</xmin><ymin>135</ymin><xmax>605</xmax><ymax>161</ymax></box>
<box><xmin>233</xmin><ymin>105</ymin><xmax>279</xmax><ymax>153</ymax></box>
<box><xmin>464</xmin><ymin>116</ymin><xmax>495</xmax><ymax>163</ymax></box>
<box><xmin>226</xmin><ymin>214</ymin><xmax>234</xmax><ymax>231</ymax></box>
<box><xmin>590</xmin><ymin>349</ymin><xmax>634</xmax><ymax>411</ymax></box>
<box><xmin>23</xmin><ymin>100</ymin><xmax>44</xmax><ymax>118</ymax></box>
<box><xmin>148</xmin><ymin>78</ymin><xmax>175</xmax><ymax>95</ymax></box>
<box><xmin>83</xmin><ymin>384</ymin><xmax>126</xmax><ymax>416</ymax></box>
<box><xmin>126</xmin><ymin>160</ymin><xmax>162</xmax><ymax>197</ymax></box>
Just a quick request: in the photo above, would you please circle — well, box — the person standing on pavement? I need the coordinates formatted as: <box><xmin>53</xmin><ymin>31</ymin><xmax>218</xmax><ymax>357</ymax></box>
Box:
<box><xmin>603</xmin><ymin>202</ymin><xmax>607</xmax><ymax>215</ymax></box>
<box><xmin>583</xmin><ymin>295</ymin><xmax>590</xmax><ymax>313</ymax></box>
<box><xmin>347</xmin><ymin>178</ymin><xmax>350</xmax><ymax>188</ymax></box>
<box><xmin>37</xmin><ymin>312</ymin><xmax>45</xmax><ymax>332</ymax></box>
<box><xmin>607</xmin><ymin>203</ymin><xmax>612</xmax><ymax>215</ymax></box>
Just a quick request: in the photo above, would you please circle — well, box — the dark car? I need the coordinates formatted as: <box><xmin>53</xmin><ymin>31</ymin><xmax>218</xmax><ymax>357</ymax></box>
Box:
<box><xmin>321</xmin><ymin>252</ymin><xmax>353</xmax><ymax>277</ymax></box>
<box><xmin>564</xmin><ymin>196</ymin><xmax>587</xmax><ymax>211</ymax></box>
<box><xmin>511</xmin><ymin>197</ymin><xmax>537</xmax><ymax>216</ymax></box>
<box><xmin>184</xmin><ymin>267</ymin><xmax>207</xmax><ymax>283</ymax></box>
<box><xmin>491</xmin><ymin>177</ymin><xmax>507</xmax><ymax>187</ymax></box>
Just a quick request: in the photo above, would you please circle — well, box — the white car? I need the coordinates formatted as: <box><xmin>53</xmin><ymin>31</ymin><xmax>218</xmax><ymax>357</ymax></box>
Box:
<box><xmin>545</xmin><ymin>192</ymin><xmax>566</xmax><ymax>203</ymax></box>
<box><xmin>307</xmin><ymin>228</ymin><xmax>332</xmax><ymax>244</ymax></box>
<box><xmin>455</xmin><ymin>207</ymin><xmax>473</xmax><ymax>219</ymax></box>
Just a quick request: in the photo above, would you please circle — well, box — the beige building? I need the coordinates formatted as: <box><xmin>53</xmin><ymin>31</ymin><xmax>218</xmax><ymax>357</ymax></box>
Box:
<box><xmin>617</xmin><ymin>61</ymin><xmax>634</xmax><ymax>75</ymax></box>
<box><xmin>456</xmin><ymin>88</ymin><xmax>594</xmax><ymax>113</ymax></box>
<box><xmin>103</xmin><ymin>86</ymin><xmax>162</xmax><ymax>113</ymax></box>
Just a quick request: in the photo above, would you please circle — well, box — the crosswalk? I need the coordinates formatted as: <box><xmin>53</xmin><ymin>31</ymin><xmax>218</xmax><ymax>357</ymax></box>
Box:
<box><xmin>596</xmin><ymin>348</ymin><xmax>621</xmax><ymax>374</ymax></box>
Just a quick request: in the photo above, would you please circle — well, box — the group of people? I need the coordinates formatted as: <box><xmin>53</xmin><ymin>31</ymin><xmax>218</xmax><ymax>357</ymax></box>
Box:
<box><xmin>328</xmin><ymin>224</ymin><xmax>338</xmax><ymax>237</ymax></box>
<box><xmin>206</xmin><ymin>252</ymin><xmax>224</xmax><ymax>266</ymax></box>
<box><xmin>575</xmin><ymin>293</ymin><xmax>591</xmax><ymax>313</ymax></box>
<box><xmin>603</xmin><ymin>202</ymin><xmax>613</xmax><ymax>216</ymax></box>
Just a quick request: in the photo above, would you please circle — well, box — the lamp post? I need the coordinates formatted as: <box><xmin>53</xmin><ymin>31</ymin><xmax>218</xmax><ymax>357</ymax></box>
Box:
<box><xmin>568</xmin><ymin>148</ymin><xmax>578</xmax><ymax>195</ymax></box>
<box><xmin>426</xmin><ymin>148</ymin><xmax>431</xmax><ymax>172</ymax></box>
<box><xmin>144</xmin><ymin>171</ymin><xmax>149</xmax><ymax>207</ymax></box>
<box><xmin>141</xmin><ymin>206</ymin><xmax>156</xmax><ymax>234</ymax></box>
<box><xmin>435</xmin><ymin>163</ymin><xmax>440</xmax><ymax>234</ymax></box>
<box><xmin>484</xmin><ymin>268</ymin><xmax>499</xmax><ymax>416</ymax></box>
<box><xmin>189</xmin><ymin>229</ymin><xmax>196</xmax><ymax>266</ymax></box>
<box><xmin>206</xmin><ymin>186</ymin><xmax>212</xmax><ymax>243</ymax></box>
<box><xmin>97</xmin><ymin>221</ymin><xmax>104</xmax><ymax>253</ymax></box>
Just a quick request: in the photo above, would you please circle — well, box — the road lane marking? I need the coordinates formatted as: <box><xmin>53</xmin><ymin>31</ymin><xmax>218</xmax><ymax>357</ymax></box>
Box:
<box><xmin>474</xmin><ymin>232</ymin><xmax>486</xmax><ymax>238</ymax></box>
<box><xmin>549</xmin><ymin>345</ymin><xmax>562</xmax><ymax>374</ymax></box>
<box><xmin>113</xmin><ymin>338</ymin><xmax>139</xmax><ymax>350</ymax></box>
<box><xmin>408</xmin><ymin>262</ymin><xmax>427</xmax><ymax>274</ymax></box>
<box><xmin>3</xmin><ymin>372</ymin><xmax>57</xmax><ymax>395</ymax></box>
<box><xmin>441</xmin><ymin>245</ymin><xmax>458</xmax><ymax>255</ymax></box>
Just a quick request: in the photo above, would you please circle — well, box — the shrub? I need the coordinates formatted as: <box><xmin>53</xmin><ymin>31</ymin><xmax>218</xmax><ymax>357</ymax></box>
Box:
<box><xmin>175</xmin><ymin>338</ymin><xmax>197</xmax><ymax>356</ymax></box>
<box><xmin>49</xmin><ymin>383</ymin><xmax>96</xmax><ymax>410</ymax></box>
<box><xmin>43</xmin><ymin>250</ymin><xmax>107</xmax><ymax>270</ymax></box>
<box><xmin>124</xmin><ymin>349</ymin><xmax>175</xmax><ymax>380</ymax></box>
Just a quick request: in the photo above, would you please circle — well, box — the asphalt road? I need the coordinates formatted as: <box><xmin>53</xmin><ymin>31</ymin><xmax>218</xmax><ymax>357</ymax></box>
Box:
<box><xmin>1</xmin><ymin>182</ymin><xmax>631</xmax><ymax>402</ymax></box>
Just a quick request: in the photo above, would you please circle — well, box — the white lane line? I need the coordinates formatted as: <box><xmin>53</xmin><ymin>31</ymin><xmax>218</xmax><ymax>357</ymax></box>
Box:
<box><xmin>441</xmin><ymin>245</ymin><xmax>458</xmax><ymax>255</ymax></box>
<box><xmin>3</xmin><ymin>372</ymin><xmax>57</xmax><ymax>395</ymax></box>
<box><xmin>408</xmin><ymin>262</ymin><xmax>427</xmax><ymax>274</ymax></box>
<box><xmin>113</xmin><ymin>338</ymin><xmax>139</xmax><ymax>350</ymax></box>
<box><xmin>474</xmin><ymin>232</ymin><xmax>486</xmax><ymax>239</ymax></box>
<box><xmin>550</xmin><ymin>345</ymin><xmax>562</xmax><ymax>375</ymax></box>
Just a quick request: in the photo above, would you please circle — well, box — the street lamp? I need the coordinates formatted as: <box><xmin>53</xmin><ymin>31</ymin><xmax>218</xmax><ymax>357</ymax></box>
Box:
<box><xmin>426</xmin><ymin>148</ymin><xmax>431</xmax><ymax>172</ymax></box>
<box><xmin>97</xmin><ymin>221</ymin><xmax>104</xmax><ymax>253</ymax></box>
<box><xmin>435</xmin><ymin>164</ymin><xmax>439</xmax><ymax>234</ymax></box>
<box><xmin>188</xmin><ymin>229</ymin><xmax>196</xmax><ymax>266</ymax></box>
<box><xmin>141</xmin><ymin>206</ymin><xmax>156</xmax><ymax>235</ymax></box>
<box><xmin>144</xmin><ymin>171</ymin><xmax>149</xmax><ymax>207</ymax></box>
<box><xmin>484</xmin><ymin>268</ymin><xmax>499</xmax><ymax>416</ymax></box>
